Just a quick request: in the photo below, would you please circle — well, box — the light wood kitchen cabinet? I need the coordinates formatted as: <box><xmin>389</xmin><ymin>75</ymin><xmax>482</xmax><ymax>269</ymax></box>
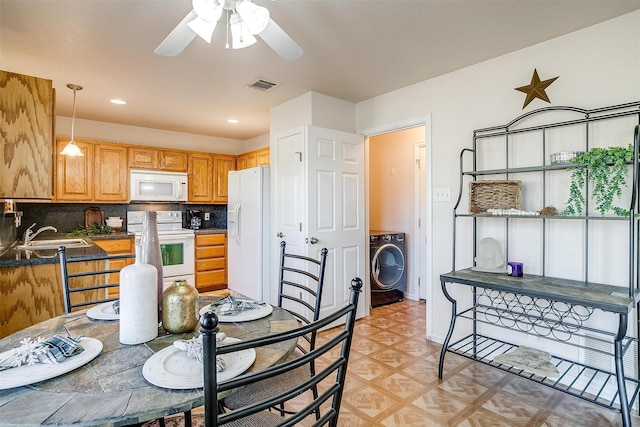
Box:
<box><xmin>188</xmin><ymin>152</ymin><xmax>213</xmax><ymax>203</ymax></box>
<box><xmin>56</xmin><ymin>138</ymin><xmax>128</xmax><ymax>203</ymax></box>
<box><xmin>159</xmin><ymin>150</ymin><xmax>188</xmax><ymax>172</ymax></box>
<box><xmin>213</xmin><ymin>154</ymin><xmax>236</xmax><ymax>203</ymax></box>
<box><xmin>236</xmin><ymin>147</ymin><xmax>270</xmax><ymax>171</ymax></box>
<box><xmin>256</xmin><ymin>147</ymin><xmax>270</xmax><ymax>166</ymax></box>
<box><xmin>55</xmin><ymin>138</ymin><xmax>94</xmax><ymax>201</ymax></box>
<box><xmin>129</xmin><ymin>147</ymin><xmax>188</xmax><ymax>172</ymax></box>
<box><xmin>94</xmin><ymin>144</ymin><xmax>128</xmax><ymax>202</ymax></box>
<box><xmin>128</xmin><ymin>146</ymin><xmax>159</xmax><ymax>169</ymax></box>
<box><xmin>0</xmin><ymin>71</ymin><xmax>54</xmax><ymax>200</ymax></box>
<box><xmin>195</xmin><ymin>233</ymin><xmax>227</xmax><ymax>291</ymax></box>
<box><xmin>94</xmin><ymin>238</ymin><xmax>134</xmax><ymax>298</ymax></box>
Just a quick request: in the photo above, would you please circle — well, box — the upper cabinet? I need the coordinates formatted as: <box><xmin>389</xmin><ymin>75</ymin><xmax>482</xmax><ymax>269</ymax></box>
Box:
<box><xmin>159</xmin><ymin>150</ymin><xmax>188</xmax><ymax>172</ymax></box>
<box><xmin>55</xmin><ymin>138</ymin><xmax>128</xmax><ymax>203</ymax></box>
<box><xmin>236</xmin><ymin>147</ymin><xmax>270</xmax><ymax>171</ymax></box>
<box><xmin>188</xmin><ymin>152</ymin><xmax>213</xmax><ymax>203</ymax></box>
<box><xmin>128</xmin><ymin>146</ymin><xmax>159</xmax><ymax>169</ymax></box>
<box><xmin>0</xmin><ymin>71</ymin><xmax>54</xmax><ymax>199</ymax></box>
<box><xmin>213</xmin><ymin>154</ymin><xmax>236</xmax><ymax>203</ymax></box>
<box><xmin>129</xmin><ymin>146</ymin><xmax>188</xmax><ymax>172</ymax></box>
<box><xmin>94</xmin><ymin>144</ymin><xmax>128</xmax><ymax>202</ymax></box>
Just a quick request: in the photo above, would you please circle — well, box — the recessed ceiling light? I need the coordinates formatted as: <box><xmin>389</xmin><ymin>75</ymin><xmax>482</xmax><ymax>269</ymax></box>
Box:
<box><xmin>227</xmin><ymin>119</ymin><xmax>239</xmax><ymax>124</ymax></box>
<box><xmin>110</xmin><ymin>99</ymin><xmax>126</xmax><ymax>105</ymax></box>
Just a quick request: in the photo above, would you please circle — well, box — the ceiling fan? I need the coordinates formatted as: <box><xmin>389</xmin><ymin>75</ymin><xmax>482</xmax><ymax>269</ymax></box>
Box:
<box><xmin>154</xmin><ymin>0</ymin><xmax>303</xmax><ymax>61</ymax></box>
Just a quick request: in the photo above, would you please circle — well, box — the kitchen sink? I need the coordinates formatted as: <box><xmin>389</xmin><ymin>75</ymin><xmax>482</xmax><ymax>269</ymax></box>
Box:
<box><xmin>13</xmin><ymin>238</ymin><xmax>92</xmax><ymax>251</ymax></box>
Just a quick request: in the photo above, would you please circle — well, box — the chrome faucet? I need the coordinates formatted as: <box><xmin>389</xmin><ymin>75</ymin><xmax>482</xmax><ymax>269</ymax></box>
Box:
<box><xmin>23</xmin><ymin>223</ymin><xmax>58</xmax><ymax>244</ymax></box>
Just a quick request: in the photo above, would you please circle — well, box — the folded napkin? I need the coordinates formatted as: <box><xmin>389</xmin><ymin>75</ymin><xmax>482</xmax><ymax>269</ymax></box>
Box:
<box><xmin>0</xmin><ymin>334</ymin><xmax>84</xmax><ymax>371</ymax></box>
<box><xmin>173</xmin><ymin>333</ymin><xmax>227</xmax><ymax>372</ymax></box>
<box><xmin>210</xmin><ymin>295</ymin><xmax>266</xmax><ymax>316</ymax></box>
<box><xmin>112</xmin><ymin>300</ymin><xmax>120</xmax><ymax>314</ymax></box>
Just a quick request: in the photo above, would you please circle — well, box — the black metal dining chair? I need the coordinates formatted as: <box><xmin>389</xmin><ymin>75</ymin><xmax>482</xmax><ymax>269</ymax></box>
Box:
<box><xmin>58</xmin><ymin>246</ymin><xmax>135</xmax><ymax>314</ymax></box>
<box><xmin>202</xmin><ymin>277</ymin><xmax>362</xmax><ymax>427</ymax></box>
<box><xmin>223</xmin><ymin>240</ymin><xmax>328</xmax><ymax>414</ymax></box>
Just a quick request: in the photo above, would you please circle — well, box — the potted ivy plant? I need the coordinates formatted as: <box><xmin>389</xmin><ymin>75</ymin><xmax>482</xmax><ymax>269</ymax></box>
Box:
<box><xmin>563</xmin><ymin>144</ymin><xmax>634</xmax><ymax>216</ymax></box>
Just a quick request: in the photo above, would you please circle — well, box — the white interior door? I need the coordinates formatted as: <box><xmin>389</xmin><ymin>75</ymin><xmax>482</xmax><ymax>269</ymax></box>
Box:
<box><xmin>306</xmin><ymin>126</ymin><xmax>366</xmax><ymax>320</ymax></box>
<box><xmin>415</xmin><ymin>143</ymin><xmax>428</xmax><ymax>301</ymax></box>
<box><xmin>273</xmin><ymin>129</ymin><xmax>306</xmax><ymax>305</ymax></box>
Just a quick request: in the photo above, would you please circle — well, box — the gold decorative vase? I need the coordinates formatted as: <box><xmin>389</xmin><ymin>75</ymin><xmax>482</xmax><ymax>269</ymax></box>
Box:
<box><xmin>161</xmin><ymin>279</ymin><xmax>199</xmax><ymax>334</ymax></box>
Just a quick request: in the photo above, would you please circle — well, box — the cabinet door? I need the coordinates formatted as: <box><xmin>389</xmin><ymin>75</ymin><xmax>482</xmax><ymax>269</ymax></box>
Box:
<box><xmin>188</xmin><ymin>152</ymin><xmax>213</xmax><ymax>202</ymax></box>
<box><xmin>55</xmin><ymin>138</ymin><xmax>94</xmax><ymax>201</ymax></box>
<box><xmin>94</xmin><ymin>238</ymin><xmax>134</xmax><ymax>298</ymax></box>
<box><xmin>256</xmin><ymin>148</ymin><xmax>270</xmax><ymax>166</ymax></box>
<box><xmin>236</xmin><ymin>154</ymin><xmax>248</xmax><ymax>171</ymax></box>
<box><xmin>128</xmin><ymin>147</ymin><xmax>159</xmax><ymax>169</ymax></box>
<box><xmin>0</xmin><ymin>71</ymin><xmax>54</xmax><ymax>199</ymax></box>
<box><xmin>213</xmin><ymin>155</ymin><xmax>236</xmax><ymax>203</ymax></box>
<box><xmin>94</xmin><ymin>144</ymin><xmax>128</xmax><ymax>202</ymax></box>
<box><xmin>160</xmin><ymin>150</ymin><xmax>188</xmax><ymax>172</ymax></box>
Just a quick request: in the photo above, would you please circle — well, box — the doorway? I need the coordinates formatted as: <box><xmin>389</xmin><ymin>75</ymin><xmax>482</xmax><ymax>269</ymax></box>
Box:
<box><xmin>368</xmin><ymin>125</ymin><xmax>427</xmax><ymax>303</ymax></box>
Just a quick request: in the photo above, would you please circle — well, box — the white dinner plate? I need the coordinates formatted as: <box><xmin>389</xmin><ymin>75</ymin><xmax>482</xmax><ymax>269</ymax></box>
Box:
<box><xmin>199</xmin><ymin>303</ymin><xmax>273</xmax><ymax>323</ymax></box>
<box><xmin>0</xmin><ymin>337</ymin><xmax>103</xmax><ymax>390</ymax></box>
<box><xmin>142</xmin><ymin>337</ymin><xmax>256</xmax><ymax>390</ymax></box>
<box><xmin>86</xmin><ymin>301</ymin><xmax>119</xmax><ymax>321</ymax></box>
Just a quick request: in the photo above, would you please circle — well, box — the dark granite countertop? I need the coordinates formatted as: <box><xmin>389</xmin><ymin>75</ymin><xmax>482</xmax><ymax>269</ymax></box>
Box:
<box><xmin>0</xmin><ymin>235</ymin><xmax>108</xmax><ymax>268</ymax></box>
<box><xmin>194</xmin><ymin>228</ymin><xmax>226</xmax><ymax>235</ymax></box>
<box><xmin>87</xmin><ymin>232</ymin><xmax>133</xmax><ymax>240</ymax></box>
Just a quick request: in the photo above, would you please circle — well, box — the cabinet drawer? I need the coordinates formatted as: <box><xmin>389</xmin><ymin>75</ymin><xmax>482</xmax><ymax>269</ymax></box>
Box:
<box><xmin>197</xmin><ymin>270</ymin><xmax>226</xmax><ymax>286</ymax></box>
<box><xmin>196</xmin><ymin>233</ymin><xmax>226</xmax><ymax>246</ymax></box>
<box><xmin>196</xmin><ymin>246</ymin><xmax>225</xmax><ymax>259</ymax></box>
<box><xmin>197</xmin><ymin>258</ymin><xmax>225</xmax><ymax>272</ymax></box>
<box><xmin>94</xmin><ymin>238</ymin><xmax>134</xmax><ymax>253</ymax></box>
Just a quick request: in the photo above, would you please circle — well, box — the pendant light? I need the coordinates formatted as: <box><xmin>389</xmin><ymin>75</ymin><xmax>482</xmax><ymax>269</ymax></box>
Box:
<box><xmin>60</xmin><ymin>84</ymin><xmax>84</xmax><ymax>157</ymax></box>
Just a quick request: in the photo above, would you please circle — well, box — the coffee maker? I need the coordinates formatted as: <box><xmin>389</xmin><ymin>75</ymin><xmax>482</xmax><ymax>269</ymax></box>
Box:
<box><xmin>187</xmin><ymin>210</ymin><xmax>202</xmax><ymax>230</ymax></box>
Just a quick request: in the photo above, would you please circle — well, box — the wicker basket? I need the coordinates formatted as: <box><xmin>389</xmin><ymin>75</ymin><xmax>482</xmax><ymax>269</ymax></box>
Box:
<box><xmin>469</xmin><ymin>180</ymin><xmax>522</xmax><ymax>213</ymax></box>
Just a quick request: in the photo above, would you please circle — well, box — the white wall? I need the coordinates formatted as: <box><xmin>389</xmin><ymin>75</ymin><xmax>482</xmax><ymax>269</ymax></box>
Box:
<box><xmin>270</xmin><ymin>92</ymin><xmax>356</xmax><ymax>135</ymax></box>
<box><xmin>56</xmin><ymin>117</ymin><xmax>244</xmax><ymax>155</ymax></box>
<box><xmin>356</xmin><ymin>10</ymin><xmax>640</xmax><ymax>342</ymax></box>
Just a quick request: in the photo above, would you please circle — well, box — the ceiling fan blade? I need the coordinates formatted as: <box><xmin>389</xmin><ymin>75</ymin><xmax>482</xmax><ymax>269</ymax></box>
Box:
<box><xmin>154</xmin><ymin>10</ymin><xmax>198</xmax><ymax>56</ymax></box>
<box><xmin>257</xmin><ymin>18</ymin><xmax>303</xmax><ymax>62</ymax></box>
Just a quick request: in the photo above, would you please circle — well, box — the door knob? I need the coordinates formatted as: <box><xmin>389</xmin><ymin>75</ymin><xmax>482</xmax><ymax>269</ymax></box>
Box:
<box><xmin>307</xmin><ymin>237</ymin><xmax>319</xmax><ymax>244</ymax></box>
<box><xmin>276</xmin><ymin>232</ymin><xmax>284</xmax><ymax>238</ymax></box>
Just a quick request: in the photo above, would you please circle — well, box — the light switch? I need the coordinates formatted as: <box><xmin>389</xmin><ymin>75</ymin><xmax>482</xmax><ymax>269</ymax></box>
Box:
<box><xmin>434</xmin><ymin>187</ymin><xmax>451</xmax><ymax>202</ymax></box>
<box><xmin>204</xmin><ymin>212</ymin><xmax>211</xmax><ymax>220</ymax></box>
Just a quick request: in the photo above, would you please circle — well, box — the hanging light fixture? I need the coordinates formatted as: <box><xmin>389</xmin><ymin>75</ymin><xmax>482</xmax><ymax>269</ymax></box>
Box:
<box><xmin>60</xmin><ymin>84</ymin><xmax>84</xmax><ymax>157</ymax></box>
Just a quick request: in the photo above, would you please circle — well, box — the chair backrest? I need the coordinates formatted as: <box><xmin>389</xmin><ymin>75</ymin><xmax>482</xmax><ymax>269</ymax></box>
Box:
<box><xmin>278</xmin><ymin>240</ymin><xmax>328</xmax><ymax>354</ymax></box>
<box><xmin>58</xmin><ymin>246</ymin><xmax>135</xmax><ymax>314</ymax></box>
<box><xmin>202</xmin><ymin>277</ymin><xmax>362</xmax><ymax>427</ymax></box>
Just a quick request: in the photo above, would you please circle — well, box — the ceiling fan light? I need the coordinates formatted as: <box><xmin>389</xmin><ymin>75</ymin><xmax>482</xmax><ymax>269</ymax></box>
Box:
<box><xmin>60</xmin><ymin>140</ymin><xmax>84</xmax><ymax>157</ymax></box>
<box><xmin>236</xmin><ymin>0</ymin><xmax>270</xmax><ymax>35</ymax></box>
<box><xmin>230</xmin><ymin>13</ymin><xmax>257</xmax><ymax>49</ymax></box>
<box><xmin>188</xmin><ymin>17</ymin><xmax>218</xmax><ymax>43</ymax></box>
<box><xmin>192</xmin><ymin>0</ymin><xmax>223</xmax><ymax>22</ymax></box>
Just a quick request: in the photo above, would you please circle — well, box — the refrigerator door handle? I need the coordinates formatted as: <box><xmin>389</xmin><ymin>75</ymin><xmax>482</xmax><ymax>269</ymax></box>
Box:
<box><xmin>234</xmin><ymin>203</ymin><xmax>241</xmax><ymax>245</ymax></box>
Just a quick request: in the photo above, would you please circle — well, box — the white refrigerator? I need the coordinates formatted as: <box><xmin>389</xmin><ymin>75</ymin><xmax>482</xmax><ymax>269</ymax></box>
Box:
<box><xmin>226</xmin><ymin>166</ymin><xmax>272</xmax><ymax>303</ymax></box>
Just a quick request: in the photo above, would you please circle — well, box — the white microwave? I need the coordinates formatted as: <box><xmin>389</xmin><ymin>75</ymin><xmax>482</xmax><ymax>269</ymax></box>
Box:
<box><xmin>130</xmin><ymin>170</ymin><xmax>188</xmax><ymax>202</ymax></box>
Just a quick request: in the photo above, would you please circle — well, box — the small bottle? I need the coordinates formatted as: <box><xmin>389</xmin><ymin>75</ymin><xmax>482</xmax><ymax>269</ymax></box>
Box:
<box><xmin>162</xmin><ymin>279</ymin><xmax>199</xmax><ymax>334</ymax></box>
<box><xmin>119</xmin><ymin>245</ymin><xmax>158</xmax><ymax>345</ymax></box>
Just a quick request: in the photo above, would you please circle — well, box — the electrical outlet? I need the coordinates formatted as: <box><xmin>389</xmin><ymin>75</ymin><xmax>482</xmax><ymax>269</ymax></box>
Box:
<box><xmin>204</xmin><ymin>212</ymin><xmax>210</xmax><ymax>220</ymax></box>
<box><xmin>434</xmin><ymin>187</ymin><xmax>452</xmax><ymax>202</ymax></box>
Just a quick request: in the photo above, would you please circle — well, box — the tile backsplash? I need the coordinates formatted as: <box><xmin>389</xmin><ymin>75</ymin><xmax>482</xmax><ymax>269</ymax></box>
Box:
<box><xmin>15</xmin><ymin>203</ymin><xmax>228</xmax><ymax>236</ymax></box>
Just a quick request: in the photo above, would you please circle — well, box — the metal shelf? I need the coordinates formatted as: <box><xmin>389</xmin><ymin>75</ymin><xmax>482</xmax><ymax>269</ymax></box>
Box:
<box><xmin>446</xmin><ymin>334</ymin><xmax>640</xmax><ymax>414</ymax></box>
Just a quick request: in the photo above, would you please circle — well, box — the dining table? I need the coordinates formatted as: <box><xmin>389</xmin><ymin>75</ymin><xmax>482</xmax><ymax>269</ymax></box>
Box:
<box><xmin>0</xmin><ymin>296</ymin><xmax>298</xmax><ymax>426</ymax></box>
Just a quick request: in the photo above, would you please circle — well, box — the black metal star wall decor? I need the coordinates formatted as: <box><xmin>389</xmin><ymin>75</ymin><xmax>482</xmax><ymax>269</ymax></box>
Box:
<box><xmin>515</xmin><ymin>69</ymin><xmax>559</xmax><ymax>109</ymax></box>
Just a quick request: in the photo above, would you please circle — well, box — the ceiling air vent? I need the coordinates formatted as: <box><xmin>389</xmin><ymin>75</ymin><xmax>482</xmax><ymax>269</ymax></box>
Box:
<box><xmin>247</xmin><ymin>78</ymin><xmax>280</xmax><ymax>92</ymax></box>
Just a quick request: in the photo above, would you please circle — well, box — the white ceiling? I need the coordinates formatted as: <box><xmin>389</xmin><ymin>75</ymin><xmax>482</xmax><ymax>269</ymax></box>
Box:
<box><xmin>2</xmin><ymin>0</ymin><xmax>639</xmax><ymax>142</ymax></box>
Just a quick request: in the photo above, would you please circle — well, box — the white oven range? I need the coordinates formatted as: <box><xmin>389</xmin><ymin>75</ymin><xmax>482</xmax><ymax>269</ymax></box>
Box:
<box><xmin>127</xmin><ymin>210</ymin><xmax>195</xmax><ymax>291</ymax></box>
